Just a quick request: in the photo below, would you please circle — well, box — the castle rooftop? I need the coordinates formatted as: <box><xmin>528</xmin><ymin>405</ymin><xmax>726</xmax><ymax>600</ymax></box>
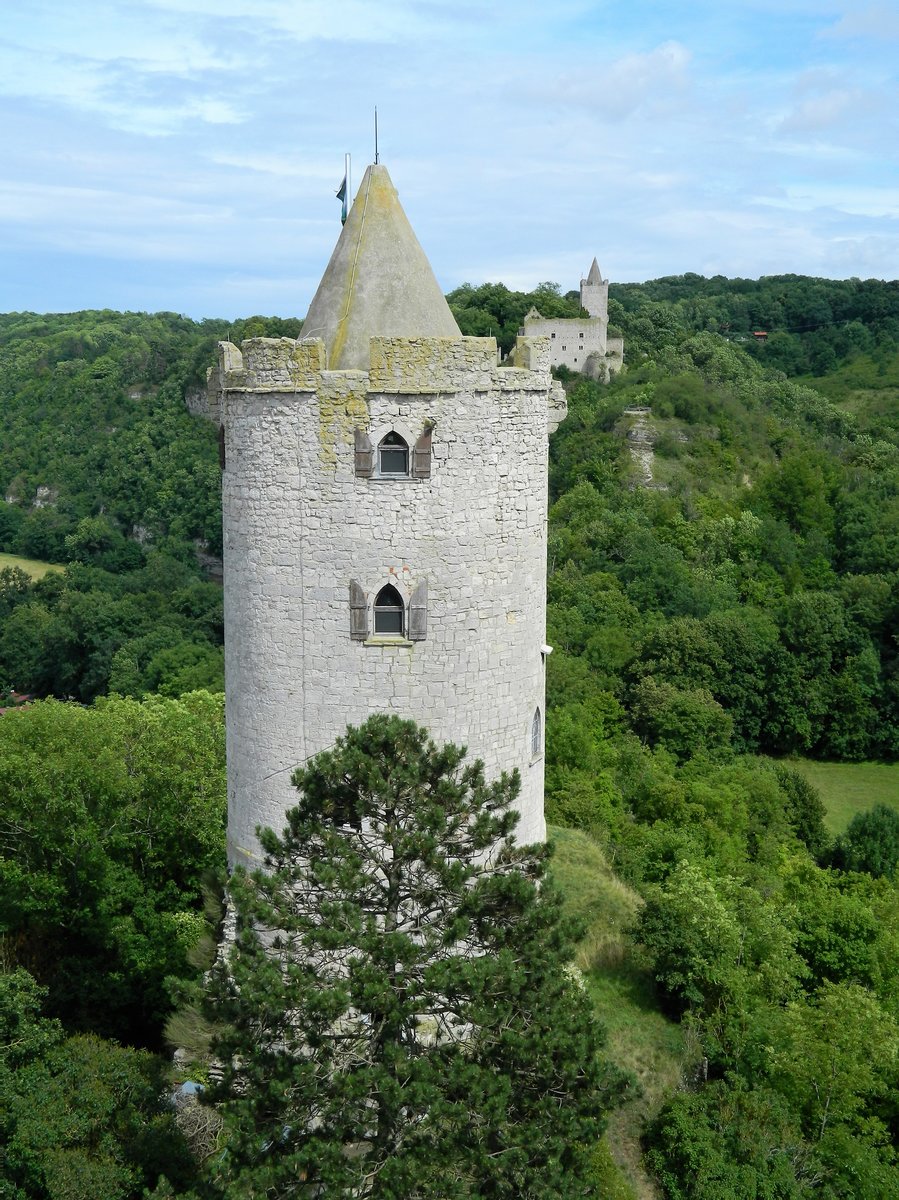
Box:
<box><xmin>301</xmin><ymin>163</ymin><xmax>461</xmax><ymax>371</ymax></box>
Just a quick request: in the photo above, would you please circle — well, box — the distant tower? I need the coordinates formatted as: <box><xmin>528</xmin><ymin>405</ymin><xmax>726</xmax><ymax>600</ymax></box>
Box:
<box><xmin>209</xmin><ymin>164</ymin><xmax>567</xmax><ymax>867</ymax></box>
<box><xmin>580</xmin><ymin>257</ymin><xmax>608</xmax><ymax>321</ymax></box>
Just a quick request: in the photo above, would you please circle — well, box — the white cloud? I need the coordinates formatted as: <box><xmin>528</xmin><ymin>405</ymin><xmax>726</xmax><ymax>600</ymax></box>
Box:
<box><xmin>0</xmin><ymin>180</ymin><xmax>228</xmax><ymax>232</ymax></box>
<box><xmin>206</xmin><ymin>153</ymin><xmax>342</xmax><ymax>181</ymax></box>
<box><xmin>540</xmin><ymin>41</ymin><xmax>692</xmax><ymax>118</ymax></box>
<box><xmin>821</xmin><ymin>3</ymin><xmax>899</xmax><ymax>40</ymax></box>
<box><xmin>754</xmin><ymin>184</ymin><xmax>899</xmax><ymax>219</ymax></box>
<box><xmin>778</xmin><ymin>87</ymin><xmax>860</xmax><ymax>133</ymax></box>
<box><xmin>138</xmin><ymin>0</ymin><xmax>453</xmax><ymax>43</ymax></box>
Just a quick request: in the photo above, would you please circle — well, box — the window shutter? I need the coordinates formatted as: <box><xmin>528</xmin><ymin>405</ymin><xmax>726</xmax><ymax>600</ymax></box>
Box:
<box><xmin>354</xmin><ymin>428</ymin><xmax>373</xmax><ymax>477</ymax></box>
<box><xmin>218</xmin><ymin>425</ymin><xmax>226</xmax><ymax>470</ymax></box>
<box><xmin>412</xmin><ymin>426</ymin><xmax>433</xmax><ymax>480</ymax></box>
<box><xmin>349</xmin><ymin>580</ymin><xmax>369</xmax><ymax>640</ymax></box>
<box><xmin>408</xmin><ymin>579</ymin><xmax>428</xmax><ymax>641</ymax></box>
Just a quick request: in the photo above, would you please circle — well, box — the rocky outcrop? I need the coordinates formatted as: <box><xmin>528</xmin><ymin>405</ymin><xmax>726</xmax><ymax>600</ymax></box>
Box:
<box><xmin>623</xmin><ymin>407</ymin><xmax>667</xmax><ymax>490</ymax></box>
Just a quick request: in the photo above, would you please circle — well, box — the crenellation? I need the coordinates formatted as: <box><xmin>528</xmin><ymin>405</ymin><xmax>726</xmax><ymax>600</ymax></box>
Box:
<box><xmin>368</xmin><ymin>335</ymin><xmax>496</xmax><ymax>393</ymax></box>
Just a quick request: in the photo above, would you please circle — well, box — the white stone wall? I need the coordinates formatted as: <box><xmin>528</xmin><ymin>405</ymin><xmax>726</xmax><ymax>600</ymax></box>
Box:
<box><xmin>522</xmin><ymin>315</ymin><xmax>607</xmax><ymax>372</ymax></box>
<box><xmin>213</xmin><ymin>335</ymin><xmax>565</xmax><ymax>867</ymax></box>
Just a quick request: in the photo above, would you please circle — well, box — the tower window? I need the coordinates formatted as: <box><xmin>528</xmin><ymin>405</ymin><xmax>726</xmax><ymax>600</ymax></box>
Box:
<box><xmin>531</xmin><ymin>708</ymin><xmax>542</xmax><ymax>758</ymax></box>
<box><xmin>373</xmin><ymin>584</ymin><xmax>404</xmax><ymax>636</ymax></box>
<box><xmin>378</xmin><ymin>432</ymin><xmax>409</xmax><ymax>476</ymax></box>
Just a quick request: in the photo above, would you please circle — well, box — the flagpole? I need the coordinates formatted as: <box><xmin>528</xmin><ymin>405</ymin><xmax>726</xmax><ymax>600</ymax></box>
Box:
<box><xmin>374</xmin><ymin>106</ymin><xmax>379</xmax><ymax>164</ymax></box>
<box><xmin>345</xmin><ymin>152</ymin><xmax>351</xmax><ymax>217</ymax></box>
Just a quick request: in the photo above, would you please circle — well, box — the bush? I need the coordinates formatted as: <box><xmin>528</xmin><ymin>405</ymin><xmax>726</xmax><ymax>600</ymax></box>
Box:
<box><xmin>831</xmin><ymin>804</ymin><xmax>899</xmax><ymax>877</ymax></box>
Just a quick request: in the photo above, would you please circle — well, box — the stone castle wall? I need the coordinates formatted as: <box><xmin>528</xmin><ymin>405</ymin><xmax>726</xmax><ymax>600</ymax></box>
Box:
<box><xmin>521</xmin><ymin>263</ymin><xmax>623</xmax><ymax>382</ymax></box>
<box><xmin>211</xmin><ymin>335</ymin><xmax>565</xmax><ymax>866</ymax></box>
<box><xmin>520</xmin><ymin>315</ymin><xmax>606</xmax><ymax>372</ymax></box>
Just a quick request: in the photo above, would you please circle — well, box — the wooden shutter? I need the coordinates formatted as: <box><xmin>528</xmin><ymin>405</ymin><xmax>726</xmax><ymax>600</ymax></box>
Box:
<box><xmin>354</xmin><ymin>428</ymin><xmax>373</xmax><ymax>477</ymax></box>
<box><xmin>412</xmin><ymin>426</ymin><xmax>433</xmax><ymax>480</ymax></box>
<box><xmin>218</xmin><ymin>425</ymin><xmax>226</xmax><ymax>470</ymax></box>
<box><xmin>408</xmin><ymin>579</ymin><xmax>427</xmax><ymax>641</ymax></box>
<box><xmin>349</xmin><ymin>580</ymin><xmax>369</xmax><ymax>640</ymax></box>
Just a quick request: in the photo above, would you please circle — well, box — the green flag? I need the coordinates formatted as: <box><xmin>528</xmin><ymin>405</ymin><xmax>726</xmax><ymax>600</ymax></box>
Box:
<box><xmin>336</xmin><ymin>174</ymin><xmax>347</xmax><ymax>225</ymax></box>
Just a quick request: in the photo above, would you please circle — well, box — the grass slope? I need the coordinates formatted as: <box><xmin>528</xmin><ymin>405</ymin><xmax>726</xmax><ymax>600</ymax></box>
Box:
<box><xmin>550</xmin><ymin>825</ymin><xmax>693</xmax><ymax>1200</ymax></box>
<box><xmin>0</xmin><ymin>551</ymin><xmax>63</xmax><ymax>580</ymax></box>
<box><xmin>787</xmin><ymin>758</ymin><xmax>899</xmax><ymax>834</ymax></box>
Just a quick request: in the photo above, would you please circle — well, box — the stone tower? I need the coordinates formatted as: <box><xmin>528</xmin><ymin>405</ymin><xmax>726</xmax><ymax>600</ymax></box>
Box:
<box><xmin>580</xmin><ymin>257</ymin><xmax>608</xmax><ymax>321</ymax></box>
<box><xmin>209</xmin><ymin>164</ymin><xmax>566</xmax><ymax>868</ymax></box>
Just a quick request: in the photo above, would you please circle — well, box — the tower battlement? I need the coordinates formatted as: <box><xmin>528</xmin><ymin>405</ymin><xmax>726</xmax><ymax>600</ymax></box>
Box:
<box><xmin>210</xmin><ymin>334</ymin><xmax>561</xmax><ymax>406</ymax></box>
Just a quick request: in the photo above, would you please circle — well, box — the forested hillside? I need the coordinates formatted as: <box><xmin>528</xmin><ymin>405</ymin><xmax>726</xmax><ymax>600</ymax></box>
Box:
<box><xmin>537</xmin><ymin>277</ymin><xmax>899</xmax><ymax>1196</ymax></box>
<box><xmin>1</xmin><ymin>277</ymin><xmax>899</xmax><ymax>1197</ymax></box>
<box><xmin>449</xmin><ymin>273</ymin><xmax>899</xmax><ymax>766</ymax></box>
<box><xmin>0</xmin><ymin>311</ymin><xmax>300</xmax><ymax>702</ymax></box>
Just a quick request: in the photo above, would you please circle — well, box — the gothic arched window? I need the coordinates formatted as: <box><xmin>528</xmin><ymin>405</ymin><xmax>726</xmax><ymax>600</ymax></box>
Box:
<box><xmin>531</xmin><ymin>707</ymin><xmax>542</xmax><ymax>758</ymax></box>
<box><xmin>378</xmin><ymin>432</ymin><xmax>409</xmax><ymax>476</ymax></box>
<box><xmin>373</xmin><ymin>584</ymin><xmax>404</xmax><ymax>636</ymax></box>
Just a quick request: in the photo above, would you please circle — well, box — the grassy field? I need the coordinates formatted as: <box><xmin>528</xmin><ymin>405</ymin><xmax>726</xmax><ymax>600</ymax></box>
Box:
<box><xmin>802</xmin><ymin>352</ymin><xmax>899</xmax><ymax>441</ymax></box>
<box><xmin>787</xmin><ymin>758</ymin><xmax>899</xmax><ymax>835</ymax></box>
<box><xmin>0</xmin><ymin>551</ymin><xmax>63</xmax><ymax>580</ymax></box>
<box><xmin>550</xmin><ymin>825</ymin><xmax>692</xmax><ymax>1200</ymax></box>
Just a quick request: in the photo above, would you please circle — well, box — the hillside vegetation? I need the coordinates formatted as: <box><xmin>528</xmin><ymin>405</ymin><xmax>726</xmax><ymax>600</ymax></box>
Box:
<box><xmin>0</xmin><ymin>311</ymin><xmax>300</xmax><ymax>702</ymax></box>
<box><xmin>1</xmin><ymin>275</ymin><xmax>898</xmax><ymax>1197</ymax></box>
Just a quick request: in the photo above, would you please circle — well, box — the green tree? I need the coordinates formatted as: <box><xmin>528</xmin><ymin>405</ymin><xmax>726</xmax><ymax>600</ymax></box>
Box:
<box><xmin>0</xmin><ymin>692</ymin><xmax>225</xmax><ymax>1041</ymax></box>
<box><xmin>767</xmin><ymin>983</ymin><xmax>899</xmax><ymax>1150</ymax></box>
<box><xmin>630</xmin><ymin>678</ymin><xmax>733</xmax><ymax>762</ymax></box>
<box><xmin>772</xmin><ymin>765</ymin><xmax>829</xmax><ymax>859</ymax></box>
<box><xmin>202</xmin><ymin>715</ymin><xmax>624</xmax><ymax>1198</ymax></box>
<box><xmin>0</xmin><ymin>969</ymin><xmax>196</xmax><ymax>1199</ymax></box>
<box><xmin>634</xmin><ymin>860</ymin><xmax>742</xmax><ymax>1015</ymax></box>
<box><xmin>832</xmin><ymin>805</ymin><xmax>899</xmax><ymax>878</ymax></box>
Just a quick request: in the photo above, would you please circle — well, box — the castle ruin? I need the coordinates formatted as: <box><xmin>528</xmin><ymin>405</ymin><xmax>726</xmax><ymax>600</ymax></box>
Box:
<box><xmin>522</xmin><ymin>258</ymin><xmax>624</xmax><ymax>381</ymax></box>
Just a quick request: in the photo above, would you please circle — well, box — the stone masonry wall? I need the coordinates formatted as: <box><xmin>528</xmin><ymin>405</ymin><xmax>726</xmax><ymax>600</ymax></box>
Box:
<box><xmin>522</xmin><ymin>315</ymin><xmax>606</xmax><ymax>373</ymax></box>
<box><xmin>214</xmin><ymin>335</ymin><xmax>565</xmax><ymax>867</ymax></box>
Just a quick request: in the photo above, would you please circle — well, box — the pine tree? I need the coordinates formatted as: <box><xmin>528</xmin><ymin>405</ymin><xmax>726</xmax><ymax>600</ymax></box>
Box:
<box><xmin>202</xmin><ymin>714</ymin><xmax>625</xmax><ymax>1198</ymax></box>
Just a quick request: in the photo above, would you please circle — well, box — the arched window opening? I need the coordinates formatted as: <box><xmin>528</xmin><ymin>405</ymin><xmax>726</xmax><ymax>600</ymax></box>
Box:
<box><xmin>373</xmin><ymin>584</ymin><xmax>404</xmax><ymax>636</ymax></box>
<box><xmin>531</xmin><ymin>707</ymin><xmax>542</xmax><ymax>758</ymax></box>
<box><xmin>378</xmin><ymin>431</ymin><xmax>409</xmax><ymax>476</ymax></box>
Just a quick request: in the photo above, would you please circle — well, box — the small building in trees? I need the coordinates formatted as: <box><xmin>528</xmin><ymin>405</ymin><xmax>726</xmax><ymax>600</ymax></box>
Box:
<box><xmin>521</xmin><ymin>258</ymin><xmax>624</xmax><ymax>380</ymax></box>
<box><xmin>208</xmin><ymin>163</ymin><xmax>566</xmax><ymax>867</ymax></box>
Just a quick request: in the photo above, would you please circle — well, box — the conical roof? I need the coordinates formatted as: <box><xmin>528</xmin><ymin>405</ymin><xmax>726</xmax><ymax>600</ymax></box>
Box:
<box><xmin>302</xmin><ymin>164</ymin><xmax>461</xmax><ymax>370</ymax></box>
<box><xmin>586</xmin><ymin>257</ymin><xmax>604</xmax><ymax>285</ymax></box>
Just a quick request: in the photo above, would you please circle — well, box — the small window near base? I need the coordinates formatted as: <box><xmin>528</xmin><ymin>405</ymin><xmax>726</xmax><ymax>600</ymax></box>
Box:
<box><xmin>531</xmin><ymin>707</ymin><xmax>542</xmax><ymax>758</ymax></box>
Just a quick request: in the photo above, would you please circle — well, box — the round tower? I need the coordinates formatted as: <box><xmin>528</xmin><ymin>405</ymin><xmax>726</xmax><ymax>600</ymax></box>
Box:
<box><xmin>210</xmin><ymin>164</ymin><xmax>567</xmax><ymax>867</ymax></box>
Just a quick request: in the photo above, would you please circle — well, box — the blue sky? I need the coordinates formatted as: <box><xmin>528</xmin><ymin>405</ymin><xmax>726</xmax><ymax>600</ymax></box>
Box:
<box><xmin>1</xmin><ymin>0</ymin><xmax>897</xmax><ymax>318</ymax></box>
